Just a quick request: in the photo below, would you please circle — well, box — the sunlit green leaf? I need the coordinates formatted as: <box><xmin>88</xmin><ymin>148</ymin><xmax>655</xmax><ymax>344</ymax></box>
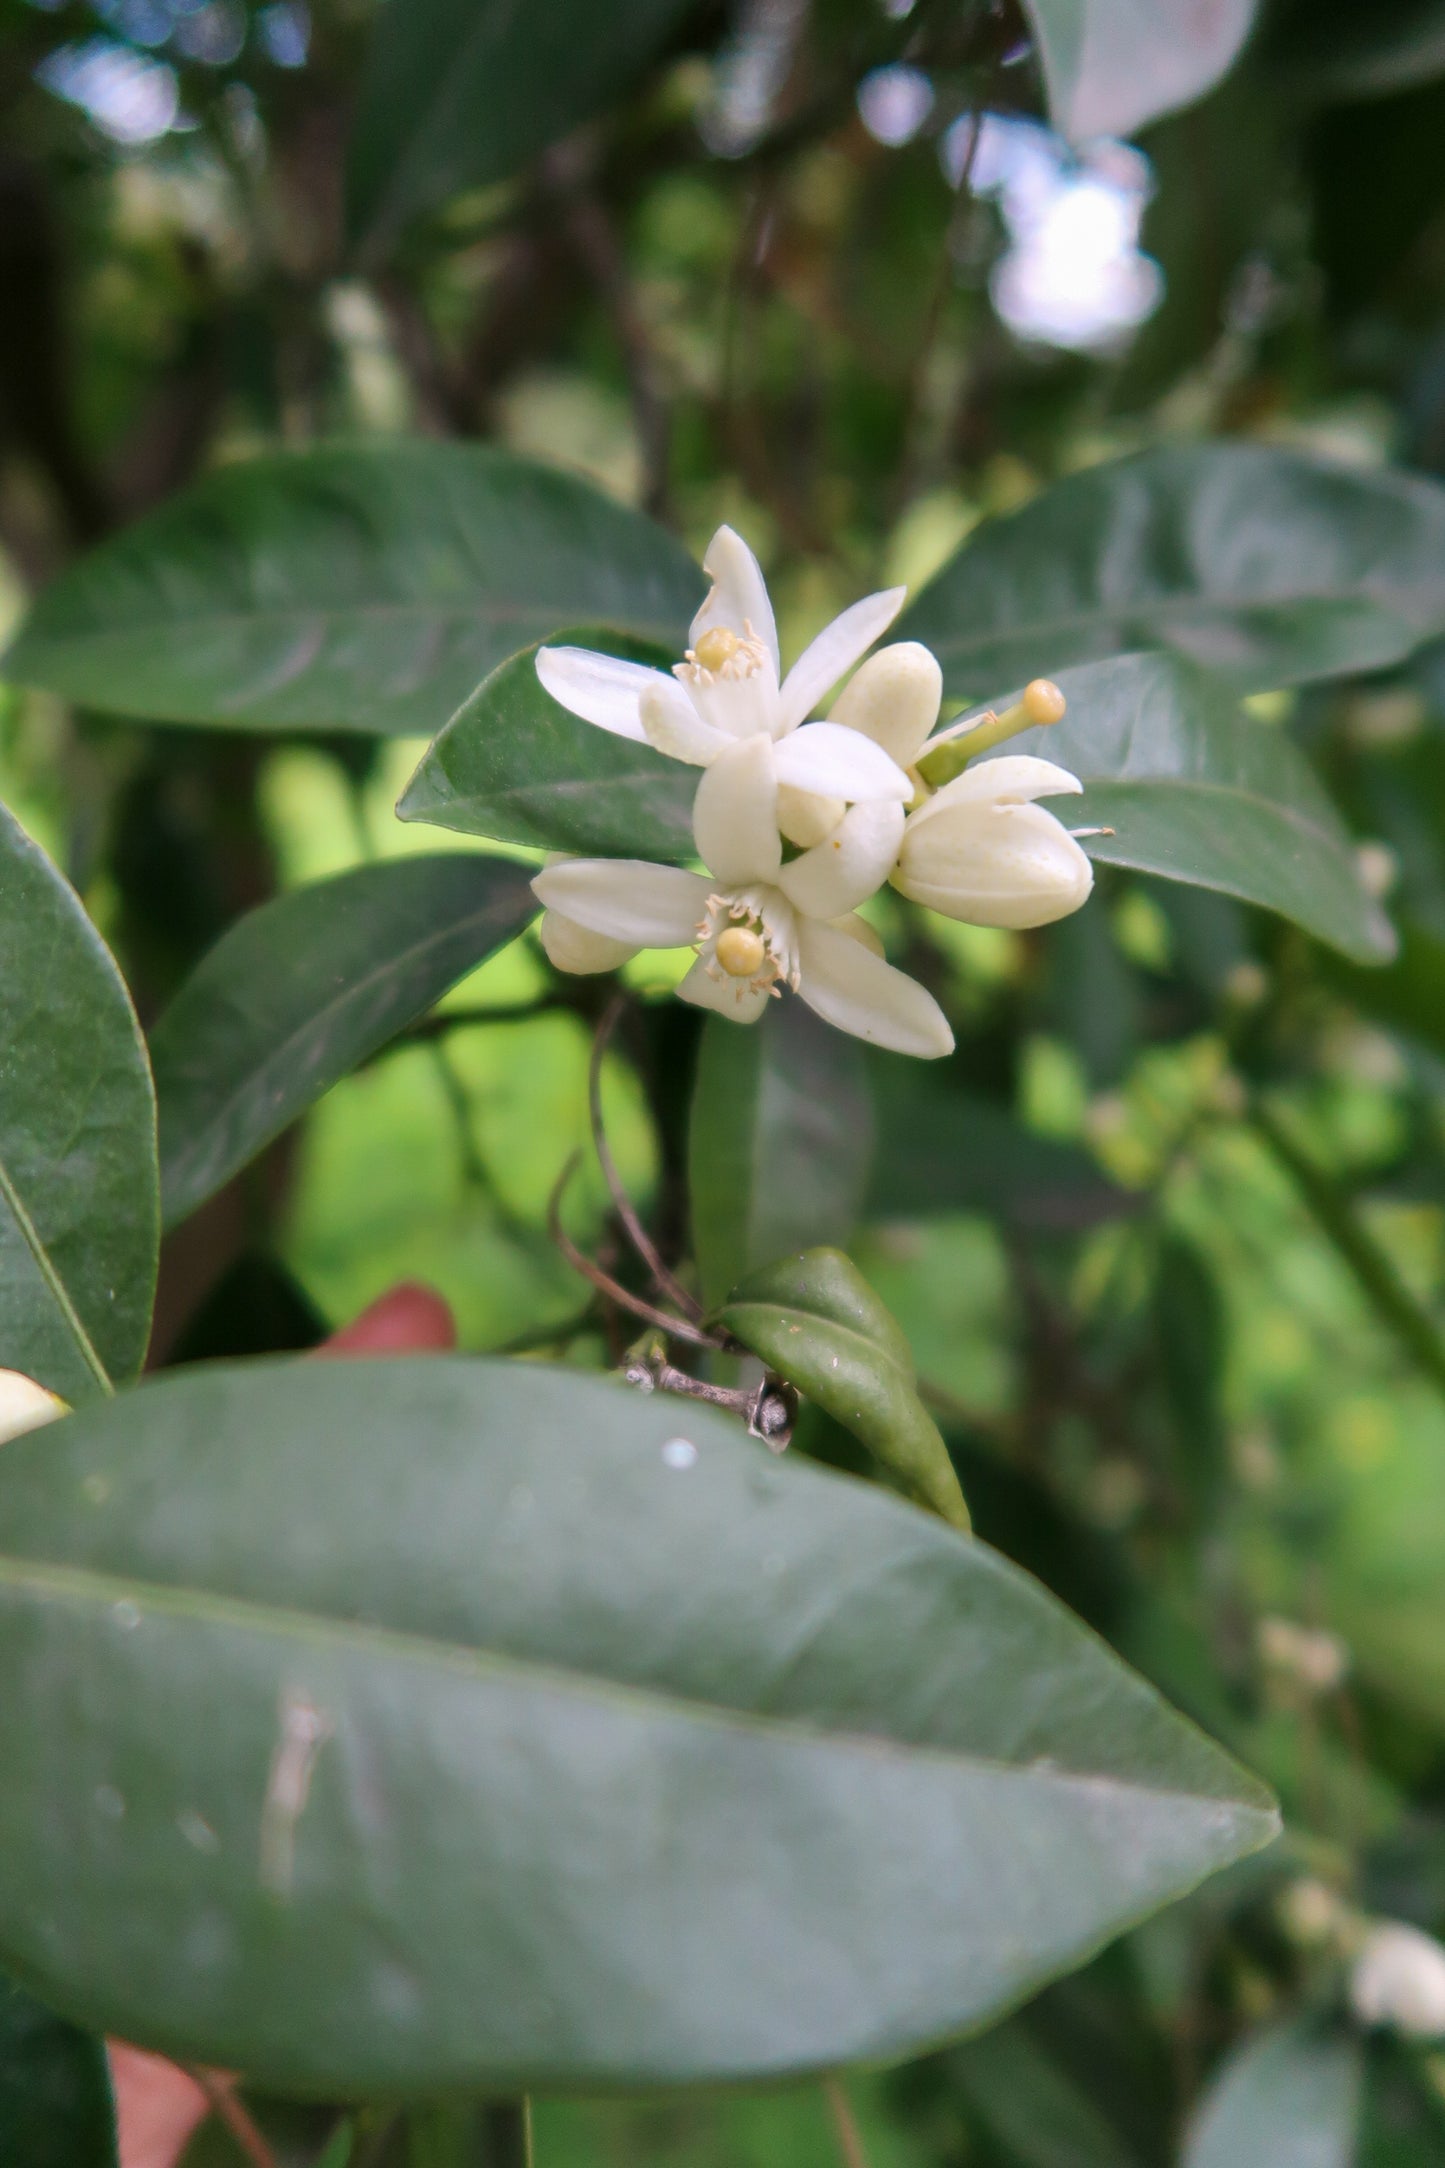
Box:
<box><xmin>973</xmin><ymin>653</ymin><xmax>1396</xmax><ymax>963</ymax></box>
<box><xmin>0</xmin><ymin>1976</ymin><xmax>115</xmax><ymax>2168</ymax></box>
<box><xmin>896</xmin><ymin>444</ymin><xmax>1445</xmax><ymax>697</ymax></box>
<box><xmin>0</xmin><ymin>1357</ymin><xmax>1275</xmax><ymax>2092</ymax></box>
<box><xmin>716</xmin><ymin>1246</ymin><xmax>971</xmax><ymax>1529</ymax></box>
<box><xmin>397</xmin><ymin>632</ymin><xmax>695</xmax><ymax>858</ymax></box>
<box><xmin>4</xmin><ymin>445</ymin><xmax>703</xmax><ymax>737</ymax></box>
<box><xmin>689</xmin><ymin>1007</ymin><xmax>875</xmax><ymax>1310</ymax></box>
<box><xmin>347</xmin><ymin>0</ymin><xmax>700</xmax><ymax>255</ymax></box>
<box><xmin>151</xmin><ymin>855</ymin><xmax>537</xmax><ymax>1229</ymax></box>
<box><xmin>0</xmin><ymin>802</ymin><xmax>157</xmax><ymax>1404</ymax></box>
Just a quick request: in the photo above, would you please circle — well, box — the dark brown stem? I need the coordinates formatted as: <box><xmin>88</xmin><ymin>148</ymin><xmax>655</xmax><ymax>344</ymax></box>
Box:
<box><xmin>548</xmin><ymin>1154</ymin><xmax>719</xmax><ymax>1347</ymax></box>
<box><xmin>589</xmin><ymin>996</ymin><xmax>705</xmax><ymax>1320</ymax></box>
<box><xmin>188</xmin><ymin>2071</ymin><xmax>277</xmax><ymax>2168</ymax></box>
<box><xmin>823</xmin><ymin>2076</ymin><xmax>872</xmax><ymax>2168</ymax></box>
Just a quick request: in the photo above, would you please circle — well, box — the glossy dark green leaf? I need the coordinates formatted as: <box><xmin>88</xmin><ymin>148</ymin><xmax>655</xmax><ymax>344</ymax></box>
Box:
<box><xmin>347</xmin><ymin>0</ymin><xmax>699</xmax><ymax>256</ymax></box>
<box><xmin>0</xmin><ymin>1356</ymin><xmax>1276</xmax><ymax>2093</ymax></box>
<box><xmin>689</xmin><ymin>1006</ymin><xmax>875</xmax><ymax>1310</ymax></box>
<box><xmin>396</xmin><ymin>632</ymin><xmax>696</xmax><ymax>859</ymax></box>
<box><xmin>4</xmin><ymin>445</ymin><xmax>703</xmax><ymax>736</ymax></box>
<box><xmin>1326</xmin><ymin>919</ymin><xmax>1445</xmax><ymax>1059</ymax></box>
<box><xmin>716</xmin><ymin>1246</ymin><xmax>971</xmax><ymax>1530</ymax></box>
<box><xmin>1183</xmin><ymin>2021</ymin><xmax>1363</xmax><ymax>2168</ymax></box>
<box><xmin>0</xmin><ymin>802</ymin><xmax>157</xmax><ymax>1404</ymax></box>
<box><xmin>952</xmin><ymin>2020</ymin><xmax>1142</xmax><ymax>2168</ymax></box>
<box><xmin>973</xmin><ymin>653</ymin><xmax>1395</xmax><ymax>964</ymax></box>
<box><xmin>151</xmin><ymin>854</ymin><xmax>536</xmax><ymax>1230</ymax></box>
<box><xmin>0</xmin><ymin>1975</ymin><xmax>115</xmax><ymax>2168</ymax></box>
<box><xmin>866</xmin><ymin>1066</ymin><xmax>1128</xmax><ymax>1230</ymax></box>
<box><xmin>1020</xmin><ymin>0</ymin><xmax>1257</xmax><ymax>140</ymax></box>
<box><xmin>895</xmin><ymin>445</ymin><xmax>1445</xmax><ymax>697</ymax></box>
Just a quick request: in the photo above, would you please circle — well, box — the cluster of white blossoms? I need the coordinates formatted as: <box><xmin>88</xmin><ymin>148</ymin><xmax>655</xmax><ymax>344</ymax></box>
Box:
<box><xmin>532</xmin><ymin>526</ymin><xmax>1094</xmax><ymax>1059</ymax></box>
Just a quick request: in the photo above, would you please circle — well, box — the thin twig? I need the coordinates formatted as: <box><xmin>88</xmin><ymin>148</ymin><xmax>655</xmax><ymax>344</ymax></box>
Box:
<box><xmin>589</xmin><ymin>995</ymin><xmax>705</xmax><ymax>1320</ymax></box>
<box><xmin>548</xmin><ymin>1153</ymin><xmax>719</xmax><ymax>1346</ymax></box>
<box><xmin>401</xmin><ymin>999</ymin><xmax>573</xmax><ymax>1040</ymax></box>
<box><xmin>188</xmin><ymin>2070</ymin><xmax>277</xmax><ymax>2168</ymax></box>
<box><xmin>822</xmin><ymin>2075</ymin><xmax>873</xmax><ymax>2168</ymax></box>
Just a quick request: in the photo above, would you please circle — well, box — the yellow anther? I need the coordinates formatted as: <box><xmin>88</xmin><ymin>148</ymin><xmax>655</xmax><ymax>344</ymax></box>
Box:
<box><xmin>716</xmin><ymin>925</ymin><xmax>766</xmax><ymax>977</ymax></box>
<box><xmin>1023</xmin><ymin>678</ymin><xmax>1066</xmax><ymax>726</ymax></box>
<box><xmin>693</xmin><ymin>626</ymin><xmax>741</xmax><ymax>673</ymax></box>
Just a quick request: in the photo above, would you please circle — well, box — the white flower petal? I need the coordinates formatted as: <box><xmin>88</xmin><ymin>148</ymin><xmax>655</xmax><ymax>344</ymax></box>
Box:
<box><xmin>773</xmin><ymin>720</ymin><xmax>911</xmax><ymax>803</ymax></box>
<box><xmin>692</xmin><ymin>732</ymin><xmax>782</xmax><ymax>887</ymax></box>
<box><xmin>828</xmin><ymin>642</ymin><xmax>942</xmax><ymax>767</ymax></box>
<box><xmin>828</xmin><ymin>912</ymin><xmax>885</xmax><ymax>958</ymax></box>
<box><xmin>0</xmin><ymin>1367</ymin><xmax>66</xmax><ymax>1445</ymax></box>
<box><xmin>777</xmin><ymin>587</ymin><xmax>906</xmax><ymax>733</ymax></box>
<box><xmin>893</xmin><ymin>798</ymin><xmax>1094</xmax><ymax>930</ymax></box>
<box><xmin>676</xmin><ymin>956</ymin><xmax>773</xmax><ymax>1025</ymax></box>
<box><xmin>908</xmin><ymin>754</ymin><xmax>1084</xmax><ymax>828</ymax></box>
<box><xmin>535</xmin><ymin>647</ymin><xmax>675</xmax><ymax>742</ymax></box>
<box><xmin>796</xmin><ymin>918</ymin><xmax>953</xmax><ymax>1058</ymax></box>
<box><xmin>532</xmin><ymin>860</ymin><xmax>710</xmax><ymax>949</ymax></box>
<box><xmin>640</xmin><ymin>682</ymin><xmax>731</xmax><ymax>766</ymax></box>
<box><xmin>777</xmin><ymin>798</ymin><xmax>906</xmax><ymax>919</ymax></box>
<box><xmin>538</xmin><ymin>910</ymin><xmax>638</xmax><ymax>976</ymax></box>
<box><xmin>689</xmin><ymin>526</ymin><xmax>779</xmax><ymax>673</ymax></box>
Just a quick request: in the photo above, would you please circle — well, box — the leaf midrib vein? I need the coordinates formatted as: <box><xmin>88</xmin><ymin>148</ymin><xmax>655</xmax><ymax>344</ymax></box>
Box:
<box><xmin>0</xmin><ymin>1549</ymin><xmax>1273</xmax><ymax>1815</ymax></box>
<box><xmin>0</xmin><ymin>1156</ymin><xmax>112</xmax><ymax>1394</ymax></box>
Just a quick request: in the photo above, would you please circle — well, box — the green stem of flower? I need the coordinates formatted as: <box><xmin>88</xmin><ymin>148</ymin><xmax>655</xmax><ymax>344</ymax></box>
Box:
<box><xmin>1251</xmin><ymin>1096</ymin><xmax>1445</xmax><ymax>1399</ymax></box>
<box><xmin>915</xmin><ymin>696</ymin><xmax>1038</xmax><ymax>787</ymax></box>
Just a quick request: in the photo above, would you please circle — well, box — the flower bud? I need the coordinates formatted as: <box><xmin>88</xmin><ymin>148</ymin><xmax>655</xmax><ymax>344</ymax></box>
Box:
<box><xmin>829</xmin><ymin>643</ymin><xmax>943</xmax><ymax>769</ymax></box>
<box><xmin>1351</xmin><ymin>1922</ymin><xmax>1445</xmax><ymax>2037</ymax></box>
<box><xmin>538</xmin><ymin>910</ymin><xmax>637</xmax><ymax>976</ymax></box>
<box><xmin>0</xmin><ymin>1367</ymin><xmax>67</xmax><ymax>1446</ymax></box>
<box><xmin>891</xmin><ymin>755</ymin><xmax>1094</xmax><ymax>930</ymax></box>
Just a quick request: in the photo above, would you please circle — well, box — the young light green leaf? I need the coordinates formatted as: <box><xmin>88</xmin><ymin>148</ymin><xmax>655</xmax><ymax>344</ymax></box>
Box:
<box><xmin>0</xmin><ymin>1976</ymin><xmax>116</xmax><ymax>2168</ymax></box>
<box><xmin>895</xmin><ymin>443</ymin><xmax>1445</xmax><ymax>697</ymax></box>
<box><xmin>347</xmin><ymin>0</ymin><xmax>700</xmax><ymax>256</ymax></box>
<box><xmin>1020</xmin><ymin>0</ymin><xmax>1258</xmax><ymax>141</ymax></box>
<box><xmin>971</xmin><ymin>652</ymin><xmax>1396</xmax><ymax>964</ymax></box>
<box><xmin>0</xmin><ymin>1356</ymin><xmax>1277</xmax><ymax>2093</ymax></box>
<box><xmin>151</xmin><ymin>855</ymin><xmax>537</xmax><ymax>1229</ymax></box>
<box><xmin>716</xmin><ymin>1246</ymin><xmax>970</xmax><ymax>1530</ymax></box>
<box><xmin>0</xmin><ymin>803</ymin><xmax>157</xmax><ymax>1403</ymax></box>
<box><xmin>689</xmin><ymin>1007</ymin><xmax>875</xmax><ymax>1310</ymax></box>
<box><xmin>1183</xmin><ymin>2021</ymin><xmax>1363</xmax><ymax>2168</ymax></box>
<box><xmin>397</xmin><ymin>633</ymin><xmax>696</xmax><ymax>859</ymax></box>
<box><xmin>4</xmin><ymin>444</ymin><xmax>703</xmax><ymax>736</ymax></box>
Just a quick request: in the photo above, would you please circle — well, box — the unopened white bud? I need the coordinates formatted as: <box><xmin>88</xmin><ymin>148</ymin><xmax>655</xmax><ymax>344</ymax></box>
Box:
<box><xmin>1277</xmin><ymin>1877</ymin><xmax>1349</xmax><ymax>1950</ymax></box>
<box><xmin>1352</xmin><ymin>1922</ymin><xmax>1445</xmax><ymax>2037</ymax></box>
<box><xmin>538</xmin><ymin>909</ymin><xmax>637</xmax><ymax>976</ymax></box>
<box><xmin>0</xmin><ymin>1368</ymin><xmax>67</xmax><ymax>1446</ymax></box>
<box><xmin>891</xmin><ymin>755</ymin><xmax>1094</xmax><ymax>930</ymax></box>
<box><xmin>829</xmin><ymin>643</ymin><xmax>942</xmax><ymax>769</ymax></box>
<box><xmin>1258</xmin><ymin>1616</ymin><xmax>1350</xmax><ymax>1694</ymax></box>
